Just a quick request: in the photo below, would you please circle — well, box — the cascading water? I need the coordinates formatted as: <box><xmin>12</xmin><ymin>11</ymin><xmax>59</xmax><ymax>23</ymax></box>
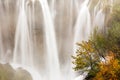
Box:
<box><xmin>12</xmin><ymin>0</ymin><xmax>42</xmax><ymax>80</ymax></box>
<box><xmin>93</xmin><ymin>0</ymin><xmax>105</xmax><ymax>31</ymax></box>
<box><xmin>72</xmin><ymin>0</ymin><xmax>91</xmax><ymax>79</ymax></box>
<box><xmin>0</xmin><ymin>0</ymin><xmax>114</xmax><ymax>80</ymax></box>
<box><xmin>13</xmin><ymin>0</ymin><xmax>32</xmax><ymax>65</ymax></box>
<box><xmin>94</xmin><ymin>9</ymin><xmax>105</xmax><ymax>31</ymax></box>
<box><xmin>38</xmin><ymin>0</ymin><xmax>61</xmax><ymax>80</ymax></box>
<box><xmin>73</xmin><ymin>0</ymin><xmax>91</xmax><ymax>54</ymax></box>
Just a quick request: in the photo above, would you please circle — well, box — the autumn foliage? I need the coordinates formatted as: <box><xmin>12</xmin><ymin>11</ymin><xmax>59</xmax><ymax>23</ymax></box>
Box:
<box><xmin>93</xmin><ymin>51</ymin><xmax>120</xmax><ymax>80</ymax></box>
<box><xmin>72</xmin><ymin>4</ymin><xmax>120</xmax><ymax>80</ymax></box>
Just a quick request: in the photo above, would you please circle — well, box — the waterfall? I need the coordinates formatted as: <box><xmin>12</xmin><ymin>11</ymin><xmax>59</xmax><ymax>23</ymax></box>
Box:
<box><xmin>13</xmin><ymin>0</ymin><xmax>32</xmax><ymax>65</ymax></box>
<box><xmin>94</xmin><ymin>9</ymin><xmax>105</xmax><ymax>31</ymax></box>
<box><xmin>39</xmin><ymin>0</ymin><xmax>61</xmax><ymax>80</ymax></box>
<box><xmin>12</xmin><ymin>0</ymin><xmax>42</xmax><ymax>80</ymax></box>
<box><xmin>93</xmin><ymin>0</ymin><xmax>105</xmax><ymax>31</ymax></box>
<box><xmin>0</xmin><ymin>0</ymin><xmax>114</xmax><ymax>80</ymax></box>
<box><xmin>73</xmin><ymin>0</ymin><xmax>91</xmax><ymax>54</ymax></box>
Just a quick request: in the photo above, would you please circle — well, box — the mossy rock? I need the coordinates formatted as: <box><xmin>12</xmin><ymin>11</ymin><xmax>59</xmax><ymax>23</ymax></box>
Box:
<box><xmin>14</xmin><ymin>68</ymin><xmax>32</xmax><ymax>80</ymax></box>
<box><xmin>0</xmin><ymin>63</ymin><xmax>33</xmax><ymax>80</ymax></box>
<box><xmin>0</xmin><ymin>63</ymin><xmax>15</xmax><ymax>80</ymax></box>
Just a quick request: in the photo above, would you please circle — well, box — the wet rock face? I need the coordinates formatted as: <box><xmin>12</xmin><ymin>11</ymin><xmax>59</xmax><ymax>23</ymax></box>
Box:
<box><xmin>0</xmin><ymin>63</ymin><xmax>32</xmax><ymax>80</ymax></box>
<box><xmin>14</xmin><ymin>68</ymin><xmax>32</xmax><ymax>80</ymax></box>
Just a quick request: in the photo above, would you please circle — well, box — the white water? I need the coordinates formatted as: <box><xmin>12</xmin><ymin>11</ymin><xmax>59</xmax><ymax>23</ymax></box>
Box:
<box><xmin>73</xmin><ymin>0</ymin><xmax>91</xmax><ymax>54</ymax></box>
<box><xmin>93</xmin><ymin>0</ymin><xmax>105</xmax><ymax>31</ymax></box>
<box><xmin>0</xmin><ymin>0</ymin><xmax>114</xmax><ymax>80</ymax></box>
<box><xmin>39</xmin><ymin>0</ymin><xmax>61</xmax><ymax>80</ymax></box>
<box><xmin>13</xmin><ymin>0</ymin><xmax>33</xmax><ymax>66</ymax></box>
<box><xmin>95</xmin><ymin>9</ymin><xmax>105</xmax><ymax>31</ymax></box>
